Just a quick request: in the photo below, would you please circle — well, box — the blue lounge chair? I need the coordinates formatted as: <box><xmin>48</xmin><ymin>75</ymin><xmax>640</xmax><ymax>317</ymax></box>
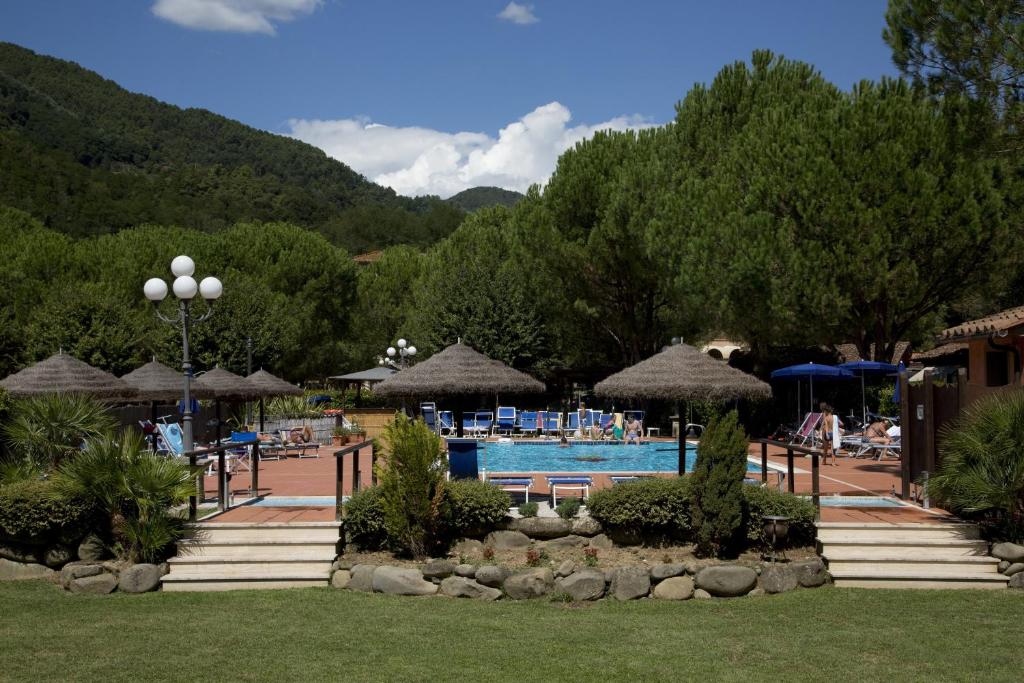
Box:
<box><xmin>611</xmin><ymin>475</ymin><xmax>655</xmax><ymax>484</ymax></box>
<box><xmin>439</xmin><ymin>411</ymin><xmax>456</xmax><ymax>436</ymax></box>
<box><xmin>488</xmin><ymin>476</ymin><xmax>534</xmax><ymax>503</ymax></box>
<box><xmin>542</xmin><ymin>411</ymin><xmax>561</xmax><ymax>436</ymax></box>
<box><xmin>474</xmin><ymin>411</ymin><xmax>494</xmax><ymax>437</ymax></box>
<box><xmin>495</xmin><ymin>406</ymin><xmax>517</xmax><ymax>435</ymax></box>
<box><xmin>563</xmin><ymin>411</ymin><xmax>581</xmax><ymax>436</ymax></box>
<box><xmin>547</xmin><ymin>476</ymin><xmax>593</xmax><ymax>505</ymax></box>
<box><xmin>583</xmin><ymin>410</ymin><xmax>600</xmax><ymax>430</ymax></box>
<box><xmin>462</xmin><ymin>412</ymin><xmax>478</xmax><ymax>435</ymax></box>
<box><xmin>155</xmin><ymin>422</ymin><xmax>184</xmax><ymax>456</ymax></box>
<box><xmin>420</xmin><ymin>402</ymin><xmax>438</xmax><ymax>433</ymax></box>
<box><xmin>447</xmin><ymin>439</ymin><xmax>480</xmax><ymax>480</ymax></box>
<box><xmin>518</xmin><ymin>411</ymin><xmax>539</xmax><ymax>436</ymax></box>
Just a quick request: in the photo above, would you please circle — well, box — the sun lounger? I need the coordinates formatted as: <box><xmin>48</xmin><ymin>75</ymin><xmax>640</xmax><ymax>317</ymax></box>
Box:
<box><xmin>790</xmin><ymin>412</ymin><xmax>822</xmax><ymax>446</ymax></box>
<box><xmin>474</xmin><ymin>411</ymin><xmax>493</xmax><ymax>437</ymax></box>
<box><xmin>495</xmin><ymin>406</ymin><xmax>517</xmax><ymax>436</ymax></box>
<box><xmin>420</xmin><ymin>402</ymin><xmax>438</xmax><ymax>433</ymax></box>
<box><xmin>564</xmin><ymin>411</ymin><xmax>581</xmax><ymax>436</ymax></box>
<box><xmin>439</xmin><ymin>411</ymin><xmax>456</xmax><ymax>436</ymax></box>
<box><xmin>547</xmin><ymin>475</ymin><xmax>593</xmax><ymax>505</ymax></box>
<box><xmin>461</xmin><ymin>412</ymin><xmax>477</xmax><ymax>435</ymax></box>
<box><xmin>278</xmin><ymin>429</ymin><xmax>320</xmax><ymax>458</ymax></box>
<box><xmin>155</xmin><ymin>422</ymin><xmax>185</xmax><ymax>456</ymax></box>
<box><xmin>517</xmin><ymin>411</ymin><xmax>539</xmax><ymax>436</ymax></box>
<box><xmin>610</xmin><ymin>475</ymin><xmax>655</xmax><ymax>484</ymax></box>
<box><xmin>541</xmin><ymin>411</ymin><xmax>561</xmax><ymax>436</ymax></box>
<box><xmin>487</xmin><ymin>476</ymin><xmax>534</xmax><ymax>503</ymax></box>
<box><xmin>447</xmin><ymin>438</ymin><xmax>480</xmax><ymax>480</ymax></box>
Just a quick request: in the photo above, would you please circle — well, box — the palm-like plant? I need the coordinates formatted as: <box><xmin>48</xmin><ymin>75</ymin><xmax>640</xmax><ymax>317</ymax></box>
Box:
<box><xmin>49</xmin><ymin>431</ymin><xmax>197</xmax><ymax>563</ymax></box>
<box><xmin>2</xmin><ymin>393</ymin><xmax>116</xmax><ymax>468</ymax></box>
<box><xmin>930</xmin><ymin>392</ymin><xmax>1024</xmax><ymax>540</ymax></box>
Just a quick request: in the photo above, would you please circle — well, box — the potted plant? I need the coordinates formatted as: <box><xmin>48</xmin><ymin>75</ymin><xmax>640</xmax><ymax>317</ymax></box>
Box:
<box><xmin>331</xmin><ymin>426</ymin><xmax>351</xmax><ymax>446</ymax></box>
<box><xmin>349</xmin><ymin>421</ymin><xmax>366</xmax><ymax>442</ymax></box>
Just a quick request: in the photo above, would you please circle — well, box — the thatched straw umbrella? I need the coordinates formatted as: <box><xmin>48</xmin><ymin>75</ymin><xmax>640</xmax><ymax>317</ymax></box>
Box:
<box><xmin>121</xmin><ymin>359</ymin><xmax>215</xmax><ymax>449</ymax></box>
<box><xmin>246</xmin><ymin>369</ymin><xmax>303</xmax><ymax>432</ymax></box>
<box><xmin>194</xmin><ymin>366</ymin><xmax>262</xmax><ymax>443</ymax></box>
<box><xmin>594</xmin><ymin>342</ymin><xmax>772</xmax><ymax>474</ymax></box>
<box><xmin>374</xmin><ymin>342</ymin><xmax>545</xmax><ymax>436</ymax></box>
<box><xmin>0</xmin><ymin>351</ymin><xmax>137</xmax><ymax>401</ymax></box>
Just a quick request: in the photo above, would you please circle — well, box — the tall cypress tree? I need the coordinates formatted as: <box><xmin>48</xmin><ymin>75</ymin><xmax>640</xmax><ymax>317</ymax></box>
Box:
<box><xmin>689</xmin><ymin>410</ymin><xmax>749</xmax><ymax>557</ymax></box>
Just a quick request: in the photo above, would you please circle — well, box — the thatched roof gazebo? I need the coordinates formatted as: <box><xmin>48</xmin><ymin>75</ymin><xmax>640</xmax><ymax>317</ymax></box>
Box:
<box><xmin>121</xmin><ymin>359</ymin><xmax>215</xmax><ymax>403</ymax></box>
<box><xmin>194</xmin><ymin>367</ymin><xmax>262</xmax><ymax>442</ymax></box>
<box><xmin>374</xmin><ymin>342</ymin><xmax>544</xmax><ymax>436</ymax></box>
<box><xmin>594</xmin><ymin>342</ymin><xmax>771</xmax><ymax>474</ymax></box>
<box><xmin>0</xmin><ymin>352</ymin><xmax>138</xmax><ymax>401</ymax></box>
<box><xmin>246</xmin><ymin>369</ymin><xmax>303</xmax><ymax>432</ymax></box>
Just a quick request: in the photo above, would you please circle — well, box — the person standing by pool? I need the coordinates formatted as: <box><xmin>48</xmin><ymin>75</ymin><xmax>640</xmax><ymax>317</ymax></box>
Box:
<box><xmin>624</xmin><ymin>416</ymin><xmax>642</xmax><ymax>445</ymax></box>
<box><xmin>818</xmin><ymin>403</ymin><xmax>839</xmax><ymax>466</ymax></box>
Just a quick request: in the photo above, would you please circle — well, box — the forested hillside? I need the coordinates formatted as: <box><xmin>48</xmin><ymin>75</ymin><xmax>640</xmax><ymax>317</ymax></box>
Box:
<box><xmin>446</xmin><ymin>186</ymin><xmax>523</xmax><ymax>212</ymax></box>
<box><xmin>0</xmin><ymin>42</ymin><xmax>464</xmax><ymax>252</ymax></box>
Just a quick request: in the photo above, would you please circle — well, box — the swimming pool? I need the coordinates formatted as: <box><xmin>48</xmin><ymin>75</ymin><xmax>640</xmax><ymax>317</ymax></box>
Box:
<box><xmin>479</xmin><ymin>441</ymin><xmax>762</xmax><ymax>474</ymax></box>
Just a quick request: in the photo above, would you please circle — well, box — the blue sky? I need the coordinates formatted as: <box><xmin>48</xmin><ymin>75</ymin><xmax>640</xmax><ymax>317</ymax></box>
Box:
<box><xmin>0</xmin><ymin>1</ymin><xmax>899</xmax><ymax>197</ymax></box>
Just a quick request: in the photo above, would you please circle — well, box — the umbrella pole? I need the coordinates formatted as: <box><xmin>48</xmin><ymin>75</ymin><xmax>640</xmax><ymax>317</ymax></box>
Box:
<box><xmin>259</xmin><ymin>398</ymin><xmax>265</xmax><ymax>433</ymax></box>
<box><xmin>215</xmin><ymin>400</ymin><xmax>222</xmax><ymax>444</ymax></box>
<box><xmin>151</xmin><ymin>402</ymin><xmax>158</xmax><ymax>452</ymax></box>
<box><xmin>861</xmin><ymin>374</ymin><xmax>866</xmax><ymax>427</ymax></box>
<box><xmin>797</xmin><ymin>380</ymin><xmax>801</xmax><ymax>424</ymax></box>
<box><xmin>810</xmin><ymin>376</ymin><xmax>815</xmax><ymax>445</ymax></box>
<box><xmin>677</xmin><ymin>401</ymin><xmax>685</xmax><ymax>477</ymax></box>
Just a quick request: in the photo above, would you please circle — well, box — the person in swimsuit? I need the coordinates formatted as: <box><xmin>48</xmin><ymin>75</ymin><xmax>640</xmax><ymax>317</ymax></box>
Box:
<box><xmin>819</xmin><ymin>403</ymin><xmax>837</xmax><ymax>466</ymax></box>
<box><xmin>865</xmin><ymin>419</ymin><xmax>892</xmax><ymax>444</ymax></box>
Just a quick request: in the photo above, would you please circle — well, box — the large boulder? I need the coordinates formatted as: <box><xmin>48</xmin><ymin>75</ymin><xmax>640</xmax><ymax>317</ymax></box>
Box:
<box><xmin>77</xmin><ymin>534</ymin><xmax>107</xmax><ymax>562</ymax></box>
<box><xmin>503</xmin><ymin>568</ymin><xmax>554</xmax><ymax>599</ymax></box>
<box><xmin>43</xmin><ymin>545</ymin><xmax>74</xmax><ymax>569</ymax></box>
<box><xmin>693</xmin><ymin>588</ymin><xmax>712</xmax><ymax>599</ymax></box>
<box><xmin>0</xmin><ymin>542</ymin><xmax>41</xmax><ymax>564</ymax></box>
<box><xmin>1003</xmin><ymin>563</ymin><xmax>1024</xmax><ymax>577</ymax></box>
<box><xmin>571</xmin><ymin>517</ymin><xmax>602</xmax><ymax>537</ymax></box>
<box><xmin>440</xmin><ymin>576</ymin><xmax>502</xmax><ymax>601</ymax></box>
<box><xmin>330</xmin><ymin>569</ymin><xmax>351</xmax><ymax>589</ymax></box>
<box><xmin>695</xmin><ymin>566</ymin><xmax>757</xmax><ymax>597</ymax></box>
<box><xmin>452</xmin><ymin>539</ymin><xmax>484</xmax><ymax>556</ymax></box>
<box><xmin>760</xmin><ymin>564</ymin><xmax>798</xmax><ymax>594</ymax></box>
<box><xmin>372</xmin><ymin>566</ymin><xmax>438</xmax><ymax>596</ymax></box>
<box><xmin>587</xmin><ymin>534</ymin><xmax>613</xmax><ymax>550</ymax></box>
<box><xmin>610</xmin><ymin>566</ymin><xmax>651</xmax><ymax>601</ymax></box>
<box><xmin>348</xmin><ymin>564</ymin><xmax>377</xmax><ymax>592</ymax></box>
<box><xmin>650</xmin><ymin>563</ymin><xmax>686</xmax><ymax>582</ymax></box>
<box><xmin>1009</xmin><ymin>572</ymin><xmax>1024</xmax><ymax>589</ymax></box>
<box><xmin>0</xmin><ymin>558</ymin><xmax>55</xmax><ymax>581</ymax></box>
<box><xmin>652</xmin><ymin>576</ymin><xmax>694</xmax><ymax>600</ymax></box>
<box><xmin>69</xmin><ymin>572</ymin><xmax>118</xmax><ymax>594</ymax></box>
<box><xmin>60</xmin><ymin>562</ymin><xmax>103</xmax><ymax>589</ymax></box>
<box><xmin>555</xmin><ymin>569</ymin><xmax>606</xmax><ymax>601</ymax></box>
<box><xmin>119</xmin><ymin>564</ymin><xmax>162</xmax><ymax>593</ymax></box>
<box><xmin>510</xmin><ymin>517</ymin><xmax>572</xmax><ymax>539</ymax></box>
<box><xmin>791</xmin><ymin>558</ymin><xmax>830</xmax><ymax>588</ymax></box>
<box><xmin>541</xmin><ymin>535</ymin><xmax>586</xmax><ymax>550</ymax></box>
<box><xmin>992</xmin><ymin>542</ymin><xmax>1024</xmax><ymax>563</ymax></box>
<box><xmin>421</xmin><ymin>559</ymin><xmax>456</xmax><ymax>580</ymax></box>
<box><xmin>484</xmin><ymin>530</ymin><xmax>531</xmax><ymax>549</ymax></box>
<box><xmin>475</xmin><ymin>565</ymin><xmax>509</xmax><ymax>588</ymax></box>
<box><xmin>555</xmin><ymin>560</ymin><xmax>576</xmax><ymax>578</ymax></box>
<box><xmin>454</xmin><ymin>564</ymin><xmax>477</xmax><ymax>578</ymax></box>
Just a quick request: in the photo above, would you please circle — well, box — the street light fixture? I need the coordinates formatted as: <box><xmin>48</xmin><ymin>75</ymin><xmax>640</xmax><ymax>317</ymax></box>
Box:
<box><xmin>379</xmin><ymin>338</ymin><xmax>417</xmax><ymax>370</ymax></box>
<box><xmin>144</xmin><ymin>255</ymin><xmax>222</xmax><ymax>452</ymax></box>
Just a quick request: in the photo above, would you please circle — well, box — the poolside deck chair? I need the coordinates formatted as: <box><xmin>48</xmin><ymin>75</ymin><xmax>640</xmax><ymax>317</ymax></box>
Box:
<box><xmin>474</xmin><ymin>411</ymin><xmax>494</xmax><ymax>437</ymax></box>
<box><xmin>541</xmin><ymin>411</ymin><xmax>561</xmax><ymax>436</ymax></box>
<box><xmin>563</xmin><ymin>410</ymin><xmax>581</xmax><ymax>437</ymax></box>
<box><xmin>610</xmin><ymin>475</ymin><xmax>655</xmax><ymax>485</ymax></box>
<box><xmin>155</xmin><ymin>422</ymin><xmax>185</xmax><ymax>457</ymax></box>
<box><xmin>517</xmin><ymin>411</ymin><xmax>539</xmax><ymax>436</ymax></box>
<box><xmin>790</xmin><ymin>412</ymin><xmax>822</xmax><ymax>446</ymax></box>
<box><xmin>461</xmin><ymin>412</ymin><xmax>478</xmax><ymax>436</ymax></box>
<box><xmin>225</xmin><ymin>430</ymin><xmax>257</xmax><ymax>472</ymax></box>
<box><xmin>583</xmin><ymin>410</ymin><xmax>600</xmax><ymax>430</ymax></box>
<box><xmin>547</xmin><ymin>475</ymin><xmax>592</xmax><ymax>505</ymax></box>
<box><xmin>487</xmin><ymin>476</ymin><xmax>533</xmax><ymax>503</ymax></box>
<box><xmin>420</xmin><ymin>402</ymin><xmax>438</xmax><ymax>433</ymax></box>
<box><xmin>278</xmin><ymin>429</ymin><xmax>321</xmax><ymax>459</ymax></box>
<box><xmin>495</xmin><ymin>407</ymin><xmax>516</xmax><ymax>435</ymax></box>
<box><xmin>439</xmin><ymin>411</ymin><xmax>456</xmax><ymax>436</ymax></box>
<box><xmin>447</xmin><ymin>439</ymin><xmax>480</xmax><ymax>480</ymax></box>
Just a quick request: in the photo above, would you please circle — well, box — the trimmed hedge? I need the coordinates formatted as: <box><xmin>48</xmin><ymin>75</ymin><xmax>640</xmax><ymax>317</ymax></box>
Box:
<box><xmin>586</xmin><ymin>477</ymin><xmax>691</xmax><ymax>542</ymax></box>
<box><xmin>0</xmin><ymin>479</ymin><xmax>98</xmax><ymax>545</ymax></box>
<box><xmin>555</xmin><ymin>496</ymin><xmax>581</xmax><ymax>520</ymax></box>
<box><xmin>343</xmin><ymin>480</ymin><xmax>511</xmax><ymax>551</ymax></box>
<box><xmin>742</xmin><ymin>485</ymin><xmax>816</xmax><ymax>549</ymax></box>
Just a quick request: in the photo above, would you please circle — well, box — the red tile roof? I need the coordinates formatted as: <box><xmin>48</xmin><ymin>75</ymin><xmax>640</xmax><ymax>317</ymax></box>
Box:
<box><xmin>940</xmin><ymin>305</ymin><xmax>1024</xmax><ymax>341</ymax></box>
<box><xmin>353</xmin><ymin>250</ymin><xmax>383</xmax><ymax>264</ymax></box>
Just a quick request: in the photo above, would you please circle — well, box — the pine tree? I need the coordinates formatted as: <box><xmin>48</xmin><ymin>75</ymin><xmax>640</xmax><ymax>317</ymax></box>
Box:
<box><xmin>689</xmin><ymin>410</ymin><xmax>749</xmax><ymax>557</ymax></box>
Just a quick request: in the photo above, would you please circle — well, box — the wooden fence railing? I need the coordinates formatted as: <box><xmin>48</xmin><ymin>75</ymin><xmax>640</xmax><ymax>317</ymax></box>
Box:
<box><xmin>182</xmin><ymin>439</ymin><xmax>261</xmax><ymax>521</ymax></box>
<box><xmin>333</xmin><ymin>440</ymin><xmax>377</xmax><ymax>521</ymax></box>
<box><xmin>754</xmin><ymin>439</ymin><xmax>822</xmax><ymax>520</ymax></box>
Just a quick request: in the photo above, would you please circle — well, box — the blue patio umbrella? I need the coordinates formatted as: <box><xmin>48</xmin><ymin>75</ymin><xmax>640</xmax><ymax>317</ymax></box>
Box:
<box><xmin>770</xmin><ymin>363</ymin><xmax>854</xmax><ymax>422</ymax></box>
<box><xmin>838</xmin><ymin>360</ymin><xmax>898</xmax><ymax>427</ymax></box>
<box><xmin>893</xmin><ymin>361</ymin><xmax>906</xmax><ymax>409</ymax></box>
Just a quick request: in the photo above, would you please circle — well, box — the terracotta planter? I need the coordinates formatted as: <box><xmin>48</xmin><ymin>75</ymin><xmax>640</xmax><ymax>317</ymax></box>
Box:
<box><xmin>331</xmin><ymin>435</ymin><xmax>345</xmax><ymax>446</ymax></box>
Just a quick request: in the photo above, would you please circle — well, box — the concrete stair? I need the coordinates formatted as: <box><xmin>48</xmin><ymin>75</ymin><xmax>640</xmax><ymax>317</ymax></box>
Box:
<box><xmin>818</xmin><ymin>522</ymin><xmax>1008</xmax><ymax>590</ymax></box>
<box><xmin>162</xmin><ymin>521</ymin><xmax>340</xmax><ymax>592</ymax></box>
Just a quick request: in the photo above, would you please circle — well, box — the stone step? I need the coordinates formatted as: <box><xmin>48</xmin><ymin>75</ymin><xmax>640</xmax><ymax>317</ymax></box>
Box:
<box><xmin>827</xmin><ymin>558</ymin><xmax>1000</xmax><ymax>576</ymax></box>
<box><xmin>829</xmin><ymin>566</ymin><xmax>1007</xmax><ymax>583</ymax></box>
<box><xmin>833</xmin><ymin>577</ymin><xmax>1009</xmax><ymax>590</ymax></box>
<box><xmin>816</xmin><ymin>523</ymin><xmax>980</xmax><ymax>543</ymax></box>
<box><xmin>185</xmin><ymin>522</ymin><xmax>341</xmax><ymax>544</ymax></box>
<box><xmin>165</xmin><ymin>560</ymin><xmax>332</xmax><ymax>577</ymax></box>
<box><xmin>162</xmin><ymin>578</ymin><xmax>327</xmax><ymax>592</ymax></box>
<box><xmin>819</xmin><ymin>539</ymin><xmax>989</xmax><ymax>559</ymax></box>
<box><xmin>175</xmin><ymin>540</ymin><xmax>338</xmax><ymax>560</ymax></box>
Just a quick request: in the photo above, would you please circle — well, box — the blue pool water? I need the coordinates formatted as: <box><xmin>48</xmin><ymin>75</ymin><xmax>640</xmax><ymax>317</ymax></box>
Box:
<box><xmin>479</xmin><ymin>441</ymin><xmax>760</xmax><ymax>474</ymax></box>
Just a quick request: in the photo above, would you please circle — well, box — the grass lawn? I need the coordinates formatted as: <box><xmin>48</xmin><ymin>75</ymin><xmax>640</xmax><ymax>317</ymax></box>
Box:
<box><xmin>2</xmin><ymin>580</ymin><xmax>1022</xmax><ymax>682</ymax></box>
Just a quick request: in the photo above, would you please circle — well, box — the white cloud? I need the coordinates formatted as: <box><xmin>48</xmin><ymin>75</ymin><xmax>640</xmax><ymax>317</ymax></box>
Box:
<box><xmin>152</xmin><ymin>0</ymin><xmax>321</xmax><ymax>34</ymax></box>
<box><xmin>497</xmin><ymin>2</ymin><xmax>538</xmax><ymax>25</ymax></box>
<box><xmin>287</xmin><ymin>102</ymin><xmax>654</xmax><ymax>198</ymax></box>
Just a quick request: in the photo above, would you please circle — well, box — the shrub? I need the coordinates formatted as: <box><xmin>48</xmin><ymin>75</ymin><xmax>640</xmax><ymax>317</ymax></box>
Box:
<box><xmin>555</xmin><ymin>496</ymin><xmax>582</xmax><ymax>520</ymax></box>
<box><xmin>518</xmin><ymin>501</ymin><xmax>539</xmax><ymax>518</ymax></box>
<box><xmin>0</xmin><ymin>479</ymin><xmax>98</xmax><ymax>545</ymax></box>
<box><xmin>525</xmin><ymin>547</ymin><xmax>541</xmax><ymax>567</ymax></box>
<box><xmin>49</xmin><ymin>431</ymin><xmax>196</xmax><ymax>563</ymax></box>
<box><xmin>375</xmin><ymin>415</ymin><xmax>447</xmax><ymax>558</ymax></box>
<box><xmin>583</xmin><ymin>547</ymin><xmax>599</xmax><ymax>567</ymax></box>
<box><xmin>689</xmin><ymin>410</ymin><xmax>749</xmax><ymax>557</ymax></box>
<box><xmin>929</xmin><ymin>392</ymin><xmax>1024</xmax><ymax>541</ymax></box>
<box><xmin>443</xmin><ymin>479</ymin><xmax>511</xmax><ymax>538</ymax></box>
<box><xmin>343</xmin><ymin>487</ymin><xmax>388</xmax><ymax>550</ymax></box>
<box><xmin>586</xmin><ymin>477</ymin><xmax>691</xmax><ymax>542</ymax></box>
<box><xmin>741</xmin><ymin>485</ymin><xmax>816</xmax><ymax>548</ymax></box>
<box><xmin>2</xmin><ymin>393</ymin><xmax>116</xmax><ymax>468</ymax></box>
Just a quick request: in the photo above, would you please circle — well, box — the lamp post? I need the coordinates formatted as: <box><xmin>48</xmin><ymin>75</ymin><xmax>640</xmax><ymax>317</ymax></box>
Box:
<box><xmin>144</xmin><ymin>255</ymin><xmax>223</xmax><ymax>452</ymax></box>
<box><xmin>378</xmin><ymin>338</ymin><xmax>417</xmax><ymax>370</ymax></box>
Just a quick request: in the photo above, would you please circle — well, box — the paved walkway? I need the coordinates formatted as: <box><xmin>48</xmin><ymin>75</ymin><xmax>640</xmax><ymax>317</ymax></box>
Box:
<box><xmin>202</xmin><ymin>439</ymin><xmax>950</xmax><ymax>524</ymax></box>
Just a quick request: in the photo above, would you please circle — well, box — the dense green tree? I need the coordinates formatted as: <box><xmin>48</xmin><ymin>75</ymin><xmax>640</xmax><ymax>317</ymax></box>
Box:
<box><xmin>348</xmin><ymin>245</ymin><xmax>427</xmax><ymax>367</ymax></box>
<box><xmin>689</xmin><ymin>411</ymin><xmax>749</xmax><ymax>557</ymax></box>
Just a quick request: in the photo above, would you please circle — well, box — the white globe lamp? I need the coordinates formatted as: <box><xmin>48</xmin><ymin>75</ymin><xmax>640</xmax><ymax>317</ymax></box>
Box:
<box><xmin>144</xmin><ymin>278</ymin><xmax>168</xmax><ymax>302</ymax></box>
<box><xmin>407</xmin><ymin>346</ymin><xmax>417</xmax><ymax>356</ymax></box>
<box><xmin>199</xmin><ymin>276</ymin><xmax>223</xmax><ymax>301</ymax></box>
<box><xmin>386</xmin><ymin>347</ymin><xmax>397</xmax><ymax>358</ymax></box>
<box><xmin>170</xmin><ymin>255</ymin><xmax>195</xmax><ymax>278</ymax></box>
<box><xmin>172</xmin><ymin>275</ymin><xmax>198</xmax><ymax>300</ymax></box>
<box><xmin>397</xmin><ymin>339</ymin><xmax>407</xmax><ymax>349</ymax></box>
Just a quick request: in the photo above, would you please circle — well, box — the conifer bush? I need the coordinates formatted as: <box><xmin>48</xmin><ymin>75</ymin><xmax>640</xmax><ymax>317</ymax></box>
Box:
<box><xmin>689</xmin><ymin>410</ymin><xmax>749</xmax><ymax>557</ymax></box>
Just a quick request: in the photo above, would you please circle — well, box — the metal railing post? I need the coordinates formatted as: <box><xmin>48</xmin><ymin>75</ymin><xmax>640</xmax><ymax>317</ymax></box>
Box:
<box><xmin>370</xmin><ymin>443</ymin><xmax>377</xmax><ymax>487</ymax></box>
<box><xmin>218</xmin><ymin>448</ymin><xmax>227</xmax><ymax>511</ymax></box>
<box><xmin>811</xmin><ymin>453</ymin><xmax>821</xmax><ymax>521</ymax></box>
<box><xmin>189</xmin><ymin>453</ymin><xmax>198</xmax><ymax>522</ymax></box>
<box><xmin>352</xmin><ymin>446</ymin><xmax>360</xmax><ymax>494</ymax></box>
<box><xmin>336</xmin><ymin>448</ymin><xmax>344</xmax><ymax>521</ymax></box>
<box><xmin>761</xmin><ymin>441</ymin><xmax>768</xmax><ymax>484</ymax></box>
<box><xmin>786</xmin><ymin>448</ymin><xmax>795</xmax><ymax>494</ymax></box>
<box><xmin>251</xmin><ymin>441</ymin><xmax>260</xmax><ymax>499</ymax></box>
